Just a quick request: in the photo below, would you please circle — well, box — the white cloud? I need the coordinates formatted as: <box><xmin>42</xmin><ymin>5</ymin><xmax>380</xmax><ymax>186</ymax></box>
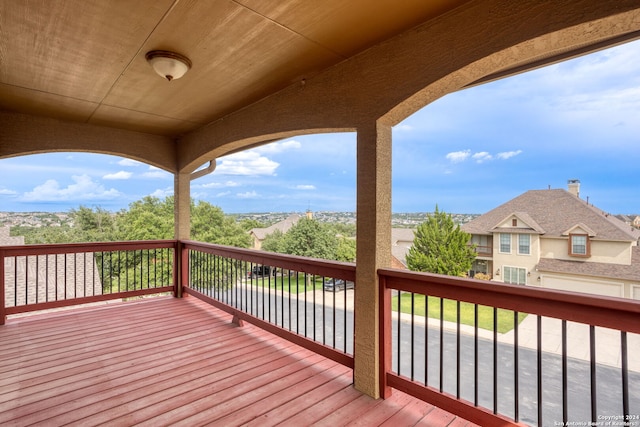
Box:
<box><xmin>472</xmin><ymin>152</ymin><xmax>493</xmax><ymax>163</ymax></box>
<box><xmin>253</xmin><ymin>139</ymin><xmax>302</xmax><ymax>154</ymax></box>
<box><xmin>141</xmin><ymin>165</ymin><xmax>170</xmax><ymax>178</ymax></box>
<box><xmin>199</xmin><ymin>180</ymin><xmax>240</xmax><ymax>189</ymax></box>
<box><xmin>103</xmin><ymin>171</ymin><xmax>133</xmax><ymax>180</ymax></box>
<box><xmin>118</xmin><ymin>158</ymin><xmax>143</xmax><ymax>167</ymax></box>
<box><xmin>295</xmin><ymin>184</ymin><xmax>316</xmax><ymax>190</ymax></box>
<box><xmin>149</xmin><ymin>187</ymin><xmax>173</xmax><ymax>198</ymax></box>
<box><xmin>216</xmin><ymin>191</ymin><xmax>231</xmax><ymax>197</ymax></box>
<box><xmin>237</xmin><ymin>191</ymin><xmax>258</xmax><ymax>198</ymax></box>
<box><xmin>0</xmin><ymin>188</ymin><xmax>17</xmax><ymax>195</ymax></box>
<box><xmin>445</xmin><ymin>150</ymin><xmax>471</xmax><ymax>163</ymax></box>
<box><xmin>496</xmin><ymin>150</ymin><xmax>523</xmax><ymax>160</ymax></box>
<box><xmin>216</xmin><ymin>152</ymin><xmax>279</xmax><ymax>176</ymax></box>
<box><xmin>22</xmin><ymin>175</ymin><xmax>121</xmax><ymax>202</ymax></box>
<box><xmin>445</xmin><ymin>149</ymin><xmax>521</xmax><ymax>164</ymax></box>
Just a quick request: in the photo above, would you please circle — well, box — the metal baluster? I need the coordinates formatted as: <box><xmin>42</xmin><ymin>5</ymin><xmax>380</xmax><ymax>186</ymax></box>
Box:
<box><xmin>425</xmin><ymin>295</ymin><xmax>429</xmax><ymax>386</ymax></box>
<box><xmin>474</xmin><ymin>303</ymin><xmax>479</xmax><ymax>406</ymax></box>
<box><xmin>537</xmin><ymin>315</ymin><xmax>543</xmax><ymax>427</ymax></box>
<box><xmin>622</xmin><ymin>331</ymin><xmax>629</xmax><ymax>419</ymax></box>
<box><xmin>439</xmin><ymin>297</ymin><xmax>444</xmax><ymax>392</ymax></box>
<box><xmin>514</xmin><ymin>310</ymin><xmax>520</xmax><ymax>422</ymax></box>
<box><xmin>493</xmin><ymin>307</ymin><xmax>498</xmax><ymax>414</ymax></box>
<box><xmin>562</xmin><ymin>320</ymin><xmax>568</xmax><ymax>424</ymax></box>
<box><xmin>456</xmin><ymin>300</ymin><xmax>461</xmax><ymax>399</ymax></box>
<box><xmin>590</xmin><ymin>325</ymin><xmax>597</xmax><ymax>423</ymax></box>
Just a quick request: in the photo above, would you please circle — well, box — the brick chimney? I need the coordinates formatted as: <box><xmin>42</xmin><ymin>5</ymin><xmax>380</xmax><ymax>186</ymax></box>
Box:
<box><xmin>567</xmin><ymin>179</ymin><xmax>580</xmax><ymax>198</ymax></box>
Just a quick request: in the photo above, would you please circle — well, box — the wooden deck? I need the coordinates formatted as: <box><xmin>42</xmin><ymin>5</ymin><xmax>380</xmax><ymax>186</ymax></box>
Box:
<box><xmin>0</xmin><ymin>295</ymin><xmax>477</xmax><ymax>426</ymax></box>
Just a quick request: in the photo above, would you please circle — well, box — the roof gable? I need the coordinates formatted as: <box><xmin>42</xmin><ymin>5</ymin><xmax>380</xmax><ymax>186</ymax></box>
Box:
<box><xmin>490</xmin><ymin>212</ymin><xmax>545</xmax><ymax>234</ymax></box>
<box><xmin>462</xmin><ymin>189</ymin><xmax>640</xmax><ymax>242</ymax></box>
<box><xmin>562</xmin><ymin>223</ymin><xmax>597</xmax><ymax>237</ymax></box>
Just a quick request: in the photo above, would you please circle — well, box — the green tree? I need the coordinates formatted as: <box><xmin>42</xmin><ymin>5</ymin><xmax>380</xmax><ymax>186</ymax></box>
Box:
<box><xmin>261</xmin><ymin>229</ymin><xmax>286</xmax><ymax>253</ymax></box>
<box><xmin>281</xmin><ymin>217</ymin><xmax>338</xmax><ymax>260</ymax></box>
<box><xmin>335</xmin><ymin>236</ymin><xmax>356</xmax><ymax>262</ymax></box>
<box><xmin>406</xmin><ymin>206</ymin><xmax>476</xmax><ymax>276</ymax></box>
<box><xmin>71</xmin><ymin>206</ymin><xmax>119</xmax><ymax>241</ymax></box>
<box><xmin>238</xmin><ymin>218</ymin><xmax>265</xmax><ymax>231</ymax></box>
<box><xmin>191</xmin><ymin>200</ymin><xmax>251</xmax><ymax>247</ymax></box>
<box><xmin>117</xmin><ymin>196</ymin><xmax>174</xmax><ymax>240</ymax></box>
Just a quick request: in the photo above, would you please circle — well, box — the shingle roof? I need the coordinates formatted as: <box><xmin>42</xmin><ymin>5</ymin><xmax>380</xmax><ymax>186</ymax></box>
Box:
<box><xmin>462</xmin><ymin>189</ymin><xmax>640</xmax><ymax>242</ymax></box>
<box><xmin>0</xmin><ymin>227</ymin><xmax>24</xmax><ymax>246</ymax></box>
<box><xmin>537</xmin><ymin>246</ymin><xmax>640</xmax><ymax>282</ymax></box>
<box><xmin>391</xmin><ymin>228</ymin><xmax>415</xmax><ymax>244</ymax></box>
<box><xmin>250</xmin><ymin>214</ymin><xmax>302</xmax><ymax>240</ymax></box>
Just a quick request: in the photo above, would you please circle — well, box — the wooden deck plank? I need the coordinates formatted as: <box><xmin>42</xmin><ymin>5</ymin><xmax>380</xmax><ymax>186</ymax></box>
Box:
<box><xmin>0</xmin><ymin>296</ymin><xmax>478</xmax><ymax>427</ymax></box>
<box><xmin>0</xmin><ymin>317</ymin><xmax>238</xmax><ymax>394</ymax></box>
<box><xmin>1</xmin><ymin>337</ymin><xmax>293</xmax><ymax>425</ymax></box>
<box><xmin>244</xmin><ymin>366</ymin><xmax>354</xmax><ymax>426</ymax></box>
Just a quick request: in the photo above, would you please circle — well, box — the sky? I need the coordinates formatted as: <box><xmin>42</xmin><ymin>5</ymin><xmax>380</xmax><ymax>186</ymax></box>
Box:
<box><xmin>1</xmin><ymin>39</ymin><xmax>639</xmax><ymax>215</ymax></box>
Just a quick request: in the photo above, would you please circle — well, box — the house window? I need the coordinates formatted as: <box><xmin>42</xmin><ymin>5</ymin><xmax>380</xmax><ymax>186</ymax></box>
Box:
<box><xmin>504</xmin><ymin>266</ymin><xmax>527</xmax><ymax>285</ymax></box>
<box><xmin>518</xmin><ymin>234</ymin><xmax>530</xmax><ymax>255</ymax></box>
<box><xmin>499</xmin><ymin>233</ymin><xmax>511</xmax><ymax>253</ymax></box>
<box><xmin>512</xmin><ymin>218</ymin><xmax>517</xmax><ymax>226</ymax></box>
<box><xmin>569</xmin><ymin>234</ymin><xmax>589</xmax><ymax>256</ymax></box>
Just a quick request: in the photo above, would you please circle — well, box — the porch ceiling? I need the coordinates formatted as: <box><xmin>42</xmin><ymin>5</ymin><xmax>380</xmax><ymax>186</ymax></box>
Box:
<box><xmin>2</xmin><ymin>1</ymin><xmax>640</xmax><ymax>173</ymax></box>
<box><xmin>0</xmin><ymin>0</ymin><xmax>469</xmax><ymax>137</ymax></box>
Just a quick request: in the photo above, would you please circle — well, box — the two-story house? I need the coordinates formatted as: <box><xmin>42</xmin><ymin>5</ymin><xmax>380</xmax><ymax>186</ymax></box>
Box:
<box><xmin>462</xmin><ymin>181</ymin><xmax>640</xmax><ymax>299</ymax></box>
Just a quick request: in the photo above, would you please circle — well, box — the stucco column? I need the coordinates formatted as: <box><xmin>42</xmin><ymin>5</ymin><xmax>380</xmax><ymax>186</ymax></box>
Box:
<box><xmin>354</xmin><ymin>121</ymin><xmax>392</xmax><ymax>398</ymax></box>
<box><xmin>174</xmin><ymin>172</ymin><xmax>191</xmax><ymax>240</ymax></box>
<box><xmin>174</xmin><ymin>172</ymin><xmax>191</xmax><ymax>297</ymax></box>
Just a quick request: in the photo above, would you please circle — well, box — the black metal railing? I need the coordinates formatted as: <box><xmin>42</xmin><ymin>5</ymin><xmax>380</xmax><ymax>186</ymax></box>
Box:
<box><xmin>1</xmin><ymin>241</ymin><xmax>176</xmax><ymax>319</ymax></box>
<box><xmin>379</xmin><ymin>268</ymin><xmax>640</xmax><ymax>427</ymax></box>
<box><xmin>182</xmin><ymin>241</ymin><xmax>355</xmax><ymax>367</ymax></box>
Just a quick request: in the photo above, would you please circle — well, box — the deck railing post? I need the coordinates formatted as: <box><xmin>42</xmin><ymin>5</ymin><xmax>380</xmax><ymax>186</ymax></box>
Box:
<box><xmin>173</xmin><ymin>241</ymin><xmax>183</xmax><ymax>298</ymax></box>
<box><xmin>379</xmin><ymin>272</ymin><xmax>392</xmax><ymax>398</ymax></box>
<box><xmin>180</xmin><ymin>241</ymin><xmax>190</xmax><ymax>297</ymax></box>
<box><xmin>0</xmin><ymin>249</ymin><xmax>5</xmax><ymax>325</ymax></box>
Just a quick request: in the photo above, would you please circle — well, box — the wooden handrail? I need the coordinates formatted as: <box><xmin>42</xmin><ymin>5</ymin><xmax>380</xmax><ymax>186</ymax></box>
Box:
<box><xmin>181</xmin><ymin>240</ymin><xmax>356</xmax><ymax>281</ymax></box>
<box><xmin>378</xmin><ymin>267</ymin><xmax>640</xmax><ymax>334</ymax></box>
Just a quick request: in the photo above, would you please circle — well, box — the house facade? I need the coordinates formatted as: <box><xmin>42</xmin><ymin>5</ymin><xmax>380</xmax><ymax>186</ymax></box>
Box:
<box><xmin>462</xmin><ymin>182</ymin><xmax>640</xmax><ymax>299</ymax></box>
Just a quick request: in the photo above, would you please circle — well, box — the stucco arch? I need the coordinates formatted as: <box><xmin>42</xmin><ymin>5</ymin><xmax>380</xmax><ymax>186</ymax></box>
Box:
<box><xmin>0</xmin><ymin>111</ymin><xmax>177</xmax><ymax>173</ymax></box>
<box><xmin>179</xmin><ymin>127</ymin><xmax>355</xmax><ymax>175</ymax></box>
<box><xmin>383</xmin><ymin>11</ymin><xmax>640</xmax><ymax>126</ymax></box>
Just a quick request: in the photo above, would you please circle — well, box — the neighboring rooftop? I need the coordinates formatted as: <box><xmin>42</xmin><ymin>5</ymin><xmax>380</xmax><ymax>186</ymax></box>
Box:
<box><xmin>249</xmin><ymin>214</ymin><xmax>302</xmax><ymax>241</ymax></box>
<box><xmin>537</xmin><ymin>246</ymin><xmax>640</xmax><ymax>282</ymax></box>
<box><xmin>462</xmin><ymin>189</ymin><xmax>640</xmax><ymax>242</ymax></box>
<box><xmin>0</xmin><ymin>227</ymin><xmax>24</xmax><ymax>246</ymax></box>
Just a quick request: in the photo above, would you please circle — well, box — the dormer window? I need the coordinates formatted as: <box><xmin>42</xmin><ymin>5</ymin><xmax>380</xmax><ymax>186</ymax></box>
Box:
<box><xmin>569</xmin><ymin>234</ymin><xmax>590</xmax><ymax>257</ymax></box>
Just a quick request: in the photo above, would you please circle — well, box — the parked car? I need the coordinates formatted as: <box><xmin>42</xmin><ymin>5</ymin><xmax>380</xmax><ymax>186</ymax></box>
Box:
<box><xmin>323</xmin><ymin>278</ymin><xmax>354</xmax><ymax>292</ymax></box>
<box><xmin>248</xmin><ymin>265</ymin><xmax>275</xmax><ymax>277</ymax></box>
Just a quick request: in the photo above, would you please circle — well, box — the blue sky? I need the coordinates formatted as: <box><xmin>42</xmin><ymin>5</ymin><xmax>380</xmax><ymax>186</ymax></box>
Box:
<box><xmin>1</xmin><ymin>39</ymin><xmax>639</xmax><ymax>215</ymax></box>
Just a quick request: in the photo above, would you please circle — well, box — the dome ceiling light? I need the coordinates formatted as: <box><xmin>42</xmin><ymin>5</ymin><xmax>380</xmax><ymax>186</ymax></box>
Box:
<box><xmin>145</xmin><ymin>50</ymin><xmax>192</xmax><ymax>82</ymax></box>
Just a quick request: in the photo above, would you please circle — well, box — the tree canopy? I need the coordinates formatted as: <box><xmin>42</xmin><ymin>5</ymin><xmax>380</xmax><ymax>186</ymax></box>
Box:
<box><xmin>280</xmin><ymin>217</ymin><xmax>339</xmax><ymax>260</ymax></box>
<box><xmin>14</xmin><ymin>196</ymin><xmax>251</xmax><ymax>248</ymax></box>
<box><xmin>406</xmin><ymin>206</ymin><xmax>476</xmax><ymax>276</ymax></box>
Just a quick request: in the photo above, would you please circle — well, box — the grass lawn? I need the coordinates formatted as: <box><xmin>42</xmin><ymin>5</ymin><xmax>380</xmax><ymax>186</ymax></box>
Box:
<box><xmin>250</xmin><ymin>274</ymin><xmax>325</xmax><ymax>294</ymax></box>
<box><xmin>392</xmin><ymin>292</ymin><xmax>527</xmax><ymax>333</ymax></box>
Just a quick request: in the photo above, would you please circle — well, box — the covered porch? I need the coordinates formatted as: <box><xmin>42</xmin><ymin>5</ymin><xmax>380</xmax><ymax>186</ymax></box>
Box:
<box><xmin>2</xmin><ymin>1</ymin><xmax>640</xmax><ymax>426</ymax></box>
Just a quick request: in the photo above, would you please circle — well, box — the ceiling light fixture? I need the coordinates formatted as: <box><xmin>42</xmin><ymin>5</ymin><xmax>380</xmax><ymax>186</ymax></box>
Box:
<box><xmin>145</xmin><ymin>50</ymin><xmax>192</xmax><ymax>82</ymax></box>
